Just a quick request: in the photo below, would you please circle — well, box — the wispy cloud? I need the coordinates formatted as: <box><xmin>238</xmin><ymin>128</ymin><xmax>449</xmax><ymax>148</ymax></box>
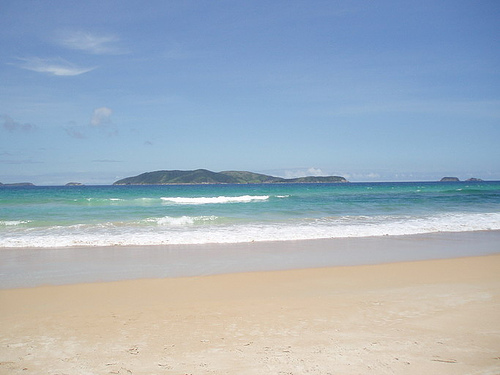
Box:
<box><xmin>16</xmin><ymin>57</ymin><xmax>95</xmax><ymax>76</ymax></box>
<box><xmin>331</xmin><ymin>99</ymin><xmax>500</xmax><ymax>118</ymax></box>
<box><xmin>90</xmin><ymin>107</ymin><xmax>113</xmax><ymax>126</ymax></box>
<box><xmin>0</xmin><ymin>158</ymin><xmax>43</xmax><ymax>165</ymax></box>
<box><xmin>92</xmin><ymin>159</ymin><xmax>122</xmax><ymax>163</ymax></box>
<box><xmin>57</xmin><ymin>31</ymin><xmax>128</xmax><ymax>55</ymax></box>
<box><xmin>65</xmin><ymin>127</ymin><xmax>86</xmax><ymax>139</ymax></box>
<box><xmin>1</xmin><ymin>114</ymin><xmax>36</xmax><ymax>132</ymax></box>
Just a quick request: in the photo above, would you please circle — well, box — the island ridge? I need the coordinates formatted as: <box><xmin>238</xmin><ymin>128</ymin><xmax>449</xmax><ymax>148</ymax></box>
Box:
<box><xmin>113</xmin><ymin>169</ymin><xmax>349</xmax><ymax>185</ymax></box>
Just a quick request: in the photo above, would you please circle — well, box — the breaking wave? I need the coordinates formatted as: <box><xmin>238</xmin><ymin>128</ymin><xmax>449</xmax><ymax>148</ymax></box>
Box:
<box><xmin>1</xmin><ymin>212</ymin><xmax>499</xmax><ymax>248</ymax></box>
<box><xmin>160</xmin><ymin>195</ymin><xmax>270</xmax><ymax>204</ymax></box>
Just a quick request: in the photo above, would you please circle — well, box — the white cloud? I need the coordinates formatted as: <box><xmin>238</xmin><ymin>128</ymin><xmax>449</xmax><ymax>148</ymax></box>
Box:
<box><xmin>57</xmin><ymin>31</ymin><xmax>127</xmax><ymax>55</ymax></box>
<box><xmin>17</xmin><ymin>57</ymin><xmax>95</xmax><ymax>76</ymax></box>
<box><xmin>281</xmin><ymin>167</ymin><xmax>327</xmax><ymax>179</ymax></box>
<box><xmin>307</xmin><ymin>167</ymin><xmax>326</xmax><ymax>176</ymax></box>
<box><xmin>341</xmin><ymin>172</ymin><xmax>381</xmax><ymax>181</ymax></box>
<box><xmin>90</xmin><ymin>107</ymin><xmax>113</xmax><ymax>126</ymax></box>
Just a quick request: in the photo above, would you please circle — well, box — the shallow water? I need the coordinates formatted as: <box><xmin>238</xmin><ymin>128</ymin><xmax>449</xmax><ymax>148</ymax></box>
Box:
<box><xmin>1</xmin><ymin>181</ymin><xmax>500</xmax><ymax>248</ymax></box>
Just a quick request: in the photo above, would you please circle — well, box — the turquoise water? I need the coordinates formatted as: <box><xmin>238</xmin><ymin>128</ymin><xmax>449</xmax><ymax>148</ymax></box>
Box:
<box><xmin>1</xmin><ymin>181</ymin><xmax>500</xmax><ymax>248</ymax></box>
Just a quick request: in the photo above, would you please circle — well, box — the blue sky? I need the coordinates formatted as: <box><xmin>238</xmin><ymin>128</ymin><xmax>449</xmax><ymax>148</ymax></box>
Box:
<box><xmin>1</xmin><ymin>0</ymin><xmax>499</xmax><ymax>184</ymax></box>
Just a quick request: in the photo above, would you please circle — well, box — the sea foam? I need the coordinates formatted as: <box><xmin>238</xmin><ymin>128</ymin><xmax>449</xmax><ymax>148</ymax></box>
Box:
<box><xmin>160</xmin><ymin>195</ymin><xmax>270</xmax><ymax>204</ymax></box>
<box><xmin>143</xmin><ymin>216</ymin><xmax>218</xmax><ymax>226</ymax></box>
<box><xmin>1</xmin><ymin>212</ymin><xmax>499</xmax><ymax>248</ymax></box>
<box><xmin>0</xmin><ymin>220</ymin><xmax>31</xmax><ymax>226</ymax></box>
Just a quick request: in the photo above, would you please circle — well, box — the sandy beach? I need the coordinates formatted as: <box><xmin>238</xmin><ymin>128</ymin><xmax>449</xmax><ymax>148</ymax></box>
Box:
<box><xmin>2</xmin><ymin>231</ymin><xmax>500</xmax><ymax>289</ymax></box>
<box><xmin>1</xmin><ymin>252</ymin><xmax>499</xmax><ymax>374</ymax></box>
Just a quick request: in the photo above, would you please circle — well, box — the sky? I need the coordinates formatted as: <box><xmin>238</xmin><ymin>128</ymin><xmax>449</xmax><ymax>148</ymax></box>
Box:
<box><xmin>1</xmin><ymin>0</ymin><xmax>499</xmax><ymax>184</ymax></box>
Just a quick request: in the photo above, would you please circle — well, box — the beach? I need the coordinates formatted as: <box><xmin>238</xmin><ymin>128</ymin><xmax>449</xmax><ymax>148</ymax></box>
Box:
<box><xmin>1</xmin><ymin>237</ymin><xmax>499</xmax><ymax>374</ymax></box>
<box><xmin>3</xmin><ymin>0</ymin><xmax>500</xmax><ymax>372</ymax></box>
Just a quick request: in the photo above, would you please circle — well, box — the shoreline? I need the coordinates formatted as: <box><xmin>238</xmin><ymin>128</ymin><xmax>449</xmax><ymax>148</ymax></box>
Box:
<box><xmin>1</xmin><ymin>254</ymin><xmax>499</xmax><ymax>374</ymax></box>
<box><xmin>1</xmin><ymin>230</ymin><xmax>500</xmax><ymax>289</ymax></box>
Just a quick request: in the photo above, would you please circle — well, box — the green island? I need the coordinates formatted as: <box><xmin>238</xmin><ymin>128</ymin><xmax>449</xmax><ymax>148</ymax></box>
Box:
<box><xmin>113</xmin><ymin>169</ymin><xmax>349</xmax><ymax>185</ymax></box>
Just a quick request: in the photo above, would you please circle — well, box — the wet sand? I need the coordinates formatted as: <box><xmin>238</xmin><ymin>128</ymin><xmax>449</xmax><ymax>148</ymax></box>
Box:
<box><xmin>1</xmin><ymin>230</ymin><xmax>500</xmax><ymax>289</ymax></box>
<box><xmin>1</xmin><ymin>253</ymin><xmax>499</xmax><ymax>374</ymax></box>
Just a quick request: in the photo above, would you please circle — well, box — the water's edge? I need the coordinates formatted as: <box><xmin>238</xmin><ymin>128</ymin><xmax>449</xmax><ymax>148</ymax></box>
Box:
<box><xmin>1</xmin><ymin>230</ymin><xmax>499</xmax><ymax>289</ymax></box>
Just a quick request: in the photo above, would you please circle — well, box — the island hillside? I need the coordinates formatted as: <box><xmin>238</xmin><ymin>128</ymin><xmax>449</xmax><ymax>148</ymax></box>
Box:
<box><xmin>465</xmin><ymin>178</ymin><xmax>483</xmax><ymax>182</ymax></box>
<box><xmin>113</xmin><ymin>169</ymin><xmax>349</xmax><ymax>185</ymax></box>
<box><xmin>440</xmin><ymin>177</ymin><xmax>460</xmax><ymax>182</ymax></box>
<box><xmin>439</xmin><ymin>177</ymin><xmax>485</xmax><ymax>182</ymax></box>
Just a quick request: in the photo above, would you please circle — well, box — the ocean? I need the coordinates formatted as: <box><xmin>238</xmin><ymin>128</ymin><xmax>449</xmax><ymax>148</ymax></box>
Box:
<box><xmin>1</xmin><ymin>181</ymin><xmax>500</xmax><ymax>248</ymax></box>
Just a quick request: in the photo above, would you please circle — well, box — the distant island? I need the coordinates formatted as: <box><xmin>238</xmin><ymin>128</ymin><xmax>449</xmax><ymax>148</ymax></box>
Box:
<box><xmin>465</xmin><ymin>178</ymin><xmax>483</xmax><ymax>182</ymax></box>
<box><xmin>65</xmin><ymin>182</ymin><xmax>84</xmax><ymax>186</ymax></box>
<box><xmin>113</xmin><ymin>169</ymin><xmax>349</xmax><ymax>185</ymax></box>
<box><xmin>0</xmin><ymin>182</ymin><xmax>35</xmax><ymax>187</ymax></box>
<box><xmin>439</xmin><ymin>177</ymin><xmax>483</xmax><ymax>182</ymax></box>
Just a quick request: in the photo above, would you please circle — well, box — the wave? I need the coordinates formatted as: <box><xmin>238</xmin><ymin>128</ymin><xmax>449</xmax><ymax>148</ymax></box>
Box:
<box><xmin>68</xmin><ymin>197</ymin><xmax>164</xmax><ymax>207</ymax></box>
<box><xmin>0</xmin><ymin>220</ymin><xmax>31</xmax><ymax>226</ymax></box>
<box><xmin>1</xmin><ymin>212</ymin><xmax>499</xmax><ymax>248</ymax></box>
<box><xmin>67</xmin><ymin>195</ymin><xmax>272</xmax><ymax>206</ymax></box>
<box><xmin>441</xmin><ymin>188</ymin><xmax>493</xmax><ymax>194</ymax></box>
<box><xmin>85</xmin><ymin>197</ymin><xmax>122</xmax><ymax>202</ymax></box>
<box><xmin>143</xmin><ymin>216</ymin><xmax>219</xmax><ymax>226</ymax></box>
<box><xmin>6</xmin><ymin>195</ymin><xmax>283</xmax><ymax>208</ymax></box>
<box><xmin>160</xmin><ymin>195</ymin><xmax>270</xmax><ymax>205</ymax></box>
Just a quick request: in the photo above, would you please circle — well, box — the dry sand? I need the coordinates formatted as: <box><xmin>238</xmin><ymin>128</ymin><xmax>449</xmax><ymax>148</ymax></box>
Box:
<box><xmin>1</xmin><ymin>254</ymin><xmax>499</xmax><ymax>375</ymax></box>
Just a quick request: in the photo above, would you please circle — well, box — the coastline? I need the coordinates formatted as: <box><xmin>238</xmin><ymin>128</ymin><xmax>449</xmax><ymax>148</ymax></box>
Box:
<box><xmin>1</xmin><ymin>230</ymin><xmax>500</xmax><ymax>289</ymax></box>
<box><xmin>1</xmin><ymin>254</ymin><xmax>499</xmax><ymax>374</ymax></box>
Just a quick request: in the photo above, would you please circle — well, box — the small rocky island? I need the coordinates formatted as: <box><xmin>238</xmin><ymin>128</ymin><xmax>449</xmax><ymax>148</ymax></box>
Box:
<box><xmin>0</xmin><ymin>182</ymin><xmax>35</xmax><ymax>187</ymax></box>
<box><xmin>439</xmin><ymin>177</ymin><xmax>484</xmax><ymax>182</ymax></box>
<box><xmin>65</xmin><ymin>182</ymin><xmax>84</xmax><ymax>186</ymax></box>
<box><xmin>113</xmin><ymin>169</ymin><xmax>349</xmax><ymax>185</ymax></box>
